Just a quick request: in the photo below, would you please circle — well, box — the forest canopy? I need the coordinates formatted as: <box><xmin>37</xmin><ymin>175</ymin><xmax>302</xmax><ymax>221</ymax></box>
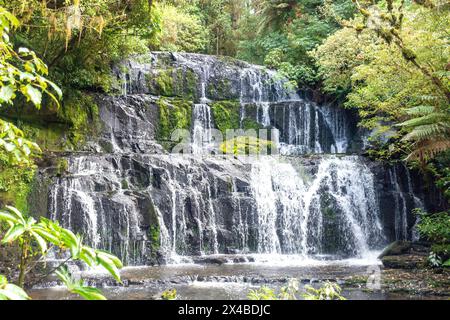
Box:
<box><xmin>0</xmin><ymin>0</ymin><xmax>447</xmax><ymax>175</ymax></box>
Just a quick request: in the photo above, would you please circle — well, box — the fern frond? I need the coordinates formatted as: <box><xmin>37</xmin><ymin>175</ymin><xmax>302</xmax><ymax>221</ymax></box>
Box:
<box><xmin>403</xmin><ymin>123</ymin><xmax>450</xmax><ymax>141</ymax></box>
<box><xmin>406</xmin><ymin>139</ymin><xmax>450</xmax><ymax>162</ymax></box>
<box><xmin>397</xmin><ymin>113</ymin><xmax>448</xmax><ymax>127</ymax></box>
<box><xmin>404</xmin><ymin>105</ymin><xmax>435</xmax><ymax>116</ymax></box>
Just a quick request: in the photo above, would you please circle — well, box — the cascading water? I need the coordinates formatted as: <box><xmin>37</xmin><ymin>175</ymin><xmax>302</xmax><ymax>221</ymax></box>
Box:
<box><xmin>42</xmin><ymin>52</ymin><xmax>427</xmax><ymax>266</ymax></box>
<box><xmin>250</xmin><ymin>156</ymin><xmax>385</xmax><ymax>258</ymax></box>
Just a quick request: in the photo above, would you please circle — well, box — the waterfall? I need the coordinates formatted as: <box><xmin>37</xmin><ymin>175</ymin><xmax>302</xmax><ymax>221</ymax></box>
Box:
<box><xmin>250</xmin><ymin>156</ymin><xmax>385</xmax><ymax>258</ymax></box>
<box><xmin>49</xmin><ymin>156</ymin><xmax>150</xmax><ymax>265</ymax></box>
<box><xmin>190</xmin><ymin>61</ymin><xmax>215</xmax><ymax>154</ymax></box>
<box><xmin>43</xmin><ymin>52</ymin><xmax>429</xmax><ymax>266</ymax></box>
<box><xmin>192</xmin><ymin>104</ymin><xmax>213</xmax><ymax>154</ymax></box>
<box><xmin>389</xmin><ymin>167</ymin><xmax>409</xmax><ymax>240</ymax></box>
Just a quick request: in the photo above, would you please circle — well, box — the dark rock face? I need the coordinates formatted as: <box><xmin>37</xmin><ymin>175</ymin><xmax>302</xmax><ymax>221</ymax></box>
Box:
<box><xmin>33</xmin><ymin>52</ymin><xmax>439</xmax><ymax>265</ymax></box>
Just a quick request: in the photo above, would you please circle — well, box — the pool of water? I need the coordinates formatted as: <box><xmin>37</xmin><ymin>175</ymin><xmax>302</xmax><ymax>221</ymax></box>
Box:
<box><xmin>27</xmin><ymin>254</ymin><xmax>444</xmax><ymax>300</ymax></box>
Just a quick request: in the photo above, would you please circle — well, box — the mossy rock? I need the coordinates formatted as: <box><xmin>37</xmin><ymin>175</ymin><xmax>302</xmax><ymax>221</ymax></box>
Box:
<box><xmin>157</xmin><ymin>97</ymin><xmax>192</xmax><ymax>150</ymax></box>
<box><xmin>242</xmin><ymin>118</ymin><xmax>264</xmax><ymax>131</ymax></box>
<box><xmin>1</xmin><ymin>91</ymin><xmax>102</xmax><ymax>152</ymax></box>
<box><xmin>147</xmin><ymin>67</ymin><xmax>199</xmax><ymax>100</ymax></box>
<box><xmin>21</xmin><ymin>122</ymin><xmax>68</xmax><ymax>152</ymax></box>
<box><xmin>220</xmin><ymin>136</ymin><xmax>273</xmax><ymax>156</ymax></box>
<box><xmin>0</xmin><ymin>158</ymin><xmax>36</xmax><ymax>213</ymax></box>
<box><xmin>121</xmin><ymin>179</ymin><xmax>129</xmax><ymax>190</ymax></box>
<box><xmin>207</xmin><ymin>79</ymin><xmax>234</xmax><ymax>101</ymax></box>
<box><xmin>56</xmin><ymin>91</ymin><xmax>102</xmax><ymax>149</ymax></box>
<box><xmin>210</xmin><ymin>100</ymin><xmax>240</xmax><ymax>135</ymax></box>
<box><xmin>155</xmin><ymin>69</ymin><xmax>175</xmax><ymax>96</ymax></box>
<box><xmin>149</xmin><ymin>224</ymin><xmax>160</xmax><ymax>254</ymax></box>
<box><xmin>378</xmin><ymin>241</ymin><xmax>412</xmax><ymax>259</ymax></box>
<box><xmin>381</xmin><ymin>254</ymin><xmax>427</xmax><ymax>269</ymax></box>
<box><xmin>56</xmin><ymin>159</ymin><xmax>69</xmax><ymax>176</ymax></box>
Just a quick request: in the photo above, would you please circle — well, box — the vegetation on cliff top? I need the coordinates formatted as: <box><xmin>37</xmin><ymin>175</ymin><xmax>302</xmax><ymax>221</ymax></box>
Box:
<box><xmin>0</xmin><ymin>8</ymin><xmax>122</xmax><ymax>300</ymax></box>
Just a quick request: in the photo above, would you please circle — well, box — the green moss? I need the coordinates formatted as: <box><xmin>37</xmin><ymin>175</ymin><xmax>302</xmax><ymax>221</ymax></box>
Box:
<box><xmin>149</xmin><ymin>224</ymin><xmax>160</xmax><ymax>253</ymax></box>
<box><xmin>207</xmin><ymin>79</ymin><xmax>232</xmax><ymax>99</ymax></box>
<box><xmin>56</xmin><ymin>159</ymin><xmax>69</xmax><ymax>176</ymax></box>
<box><xmin>21</xmin><ymin>122</ymin><xmax>68</xmax><ymax>152</ymax></box>
<box><xmin>58</xmin><ymin>91</ymin><xmax>102</xmax><ymax>148</ymax></box>
<box><xmin>2</xmin><ymin>90</ymin><xmax>101</xmax><ymax>153</ymax></box>
<box><xmin>242</xmin><ymin>118</ymin><xmax>264</xmax><ymax>131</ymax></box>
<box><xmin>121</xmin><ymin>179</ymin><xmax>129</xmax><ymax>190</ymax></box>
<box><xmin>210</xmin><ymin>100</ymin><xmax>240</xmax><ymax>135</ymax></box>
<box><xmin>155</xmin><ymin>69</ymin><xmax>175</xmax><ymax>96</ymax></box>
<box><xmin>220</xmin><ymin>136</ymin><xmax>273</xmax><ymax>155</ymax></box>
<box><xmin>157</xmin><ymin>97</ymin><xmax>192</xmax><ymax>150</ymax></box>
<box><xmin>322</xmin><ymin>206</ymin><xmax>335</xmax><ymax>219</ymax></box>
<box><xmin>183</xmin><ymin>68</ymin><xmax>198</xmax><ymax>100</ymax></box>
<box><xmin>148</xmin><ymin>67</ymin><xmax>198</xmax><ymax>100</ymax></box>
<box><xmin>0</xmin><ymin>155</ymin><xmax>36</xmax><ymax>213</ymax></box>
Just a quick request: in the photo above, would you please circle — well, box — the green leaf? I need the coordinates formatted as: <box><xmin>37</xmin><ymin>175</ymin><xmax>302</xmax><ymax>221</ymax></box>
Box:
<box><xmin>0</xmin><ymin>285</ymin><xmax>30</xmax><ymax>300</ymax></box>
<box><xmin>96</xmin><ymin>250</ymin><xmax>123</xmax><ymax>268</ymax></box>
<box><xmin>96</xmin><ymin>254</ymin><xmax>121</xmax><ymax>283</ymax></box>
<box><xmin>80</xmin><ymin>246</ymin><xmax>96</xmax><ymax>266</ymax></box>
<box><xmin>55</xmin><ymin>266</ymin><xmax>72</xmax><ymax>287</ymax></box>
<box><xmin>45</xmin><ymin>79</ymin><xmax>63</xmax><ymax>99</ymax></box>
<box><xmin>73</xmin><ymin>287</ymin><xmax>107</xmax><ymax>300</ymax></box>
<box><xmin>0</xmin><ymin>211</ymin><xmax>20</xmax><ymax>224</ymax></box>
<box><xmin>33</xmin><ymin>226</ymin><xmax>60</xmax><ymax>245</ymax></box>
<box><xmin>2</xmin><ymin>225</ymin><xmax>25</xmax><ymax>244</ymax></box>
<box><xmin>0</xmin><ymin>85</ymin><xmax>14</xmax><ymax>102</ymax></box>
<box><xmin>30</xmin><ymin>230</ymin><xmax>48</xmax><ymax>254</ymax></box>
<box><xmin>5</xmin><ymin>205</ymin><xmax>25</xmax><ymax>222</ymax></box>
<box><xmin>17</xmin><ymin>47</ymin><xmax>30</xmax><ymax>54</ymax></box>
<box><xmin>60</xmin><ymin>228</ymin><xmax>80</xmax><ymax>257</ymax></box>
<box><xmin>21</xmin><ymin>84</ymin><xmax>42</xmax><ymax>107</ymax></box>
<box><xmin>443</xmin><ymin>259</ymin><xmax>450</xmax><ymax>267</ymax></box>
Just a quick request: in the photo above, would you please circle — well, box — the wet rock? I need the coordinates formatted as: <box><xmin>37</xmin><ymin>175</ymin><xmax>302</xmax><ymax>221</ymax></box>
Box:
<box><xmin>192</xmin><ymin>256</ymin><xmax>230</xmax><ymax>265</ymax></box>
<box><xmin>232</xmin><ymin>256</ymin><xmax>247</xmax><ymax>263</ymax></box>
<box><xmin>381</xmin><ymin>254</ymin><xmax>427</xmax><ymax>269</ymax></box>
<box><xmin>378</xmin><ymin>241</ymin><xmax>413</xmax><ymax>259</ymax></box>
<box><xmin>32</xmin><ymin>51</ymin><xmax>442</xmax><ymax>268</ymax></box>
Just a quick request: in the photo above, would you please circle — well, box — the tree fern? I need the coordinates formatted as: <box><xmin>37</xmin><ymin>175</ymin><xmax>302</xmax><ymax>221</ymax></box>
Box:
<box><xmin>404</xmin><ymin>105</ymin><xmax>435</xmax><ymax>116</ymax></box>
<box><xmin>406</xmin><ymin>139</ymin><xmax>450</xmax><ymax>162</ymax></box>
<box><xmin>398</xmin><ymin>98</ymin><xmax>450</xmax><ymax>163</ymax></box>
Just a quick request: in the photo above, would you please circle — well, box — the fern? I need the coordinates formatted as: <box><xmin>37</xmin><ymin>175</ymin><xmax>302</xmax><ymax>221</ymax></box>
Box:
<box><xmin>404</xmin><ymin>123</ymin><xmax>450</xmax><ymax>141</ymax></box>
<box><xmin>398</xmin><ymin>112</ymin><xmax>447</xmax><ymax>127</ymax></box>
<box><xmin>398</xmin><ymin>98</ymin><xmax>450</xmax><ymax>163</ymax></box>
<box><xmin>404</xmin><ymin>105</ymin><xmax>435</xmax><ymax>116</ymax></box>
<box><xmin>406</xmin><ymin>139</ymin><xmax>450</xmax><ymax>162</ymax></box>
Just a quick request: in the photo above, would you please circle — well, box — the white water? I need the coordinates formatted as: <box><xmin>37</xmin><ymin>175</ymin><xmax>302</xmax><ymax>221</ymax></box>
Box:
<box><xmin>250</xmin><ymin>156</ymin><xmax>385</xmax><ymax>259</ymax></box>
<box><xmin>46</xmin><ymin>53</ymin><xmax>427</xmax><ymax>268</ymax></box>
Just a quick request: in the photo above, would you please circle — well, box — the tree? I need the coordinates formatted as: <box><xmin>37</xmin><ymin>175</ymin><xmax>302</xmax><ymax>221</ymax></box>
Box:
<box><xmin>0</xmin><ymin>6</ymin><xmax>61</xmax><ymax>164</ymax></box>
<box><xmin>0</xmin><ymin>7</ymin><xmax>122</xmax><ymax>299</ymax></box>
<box><xmin>237</xmin><ymin>0</ymin><xmax>356</xmax><ymax>88</ymax></box>
<box><xmin>347</xmin><ymin>0</ymin><xmax>450</xmax><ymax>102</ymax></box>
<box><xmin>2</xmin><ymin>0</ymin><xmax>160</xmax><ymax>93</ymax></box>
<box><xmin>313</xmin><ymin>1</ymin><xmax>449</xmax><ymax>163</ymax></box>
<box><xmin>153</xmin><ymin>3</ymin><xmax>207</xmax><ymax>53</ymax></box>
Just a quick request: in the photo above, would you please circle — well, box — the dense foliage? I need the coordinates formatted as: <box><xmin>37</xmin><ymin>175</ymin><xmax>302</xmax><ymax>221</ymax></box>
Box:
<box><xmin>0</xmin><ymin>7</ymin><xmax>121</xmax><ymax>299</ymax></box>
<box><xmin>0</xmin><ymin>205</ymin><xmax>123</xmax><ymax>299</ymax></box>
<box><xmin>416</xmin><ymin>209</ymin><xmax>450</xmax><ymax>267</ymax></box>
<box><xmin>313</xmin><ymin>1</ymin><xmax>449</xmax><ymax>164</ymax></box>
